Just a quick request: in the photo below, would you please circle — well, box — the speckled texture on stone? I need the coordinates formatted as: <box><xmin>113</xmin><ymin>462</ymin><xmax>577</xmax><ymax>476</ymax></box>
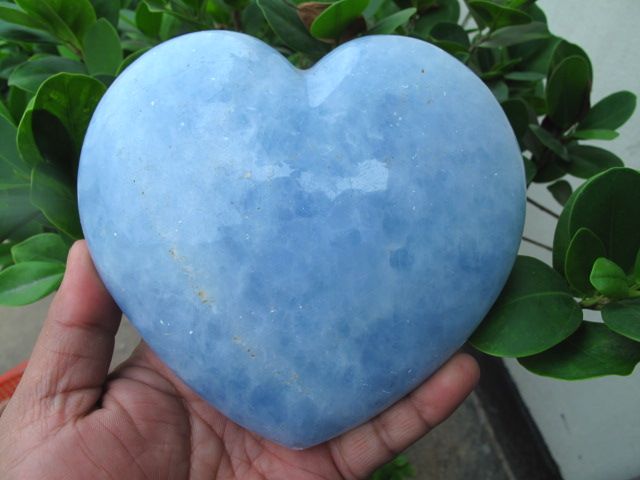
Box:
<box><xmin>78</xmin><ymin>31</ymin><xmax>525</xmax><ymax>448</ymax></box>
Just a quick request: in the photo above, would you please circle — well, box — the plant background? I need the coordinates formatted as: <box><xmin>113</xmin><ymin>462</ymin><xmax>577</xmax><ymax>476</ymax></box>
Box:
<box><xmin>504</xmin><ymin>2</ymin><xmax>640</xmax><ymax>479</ymax></box>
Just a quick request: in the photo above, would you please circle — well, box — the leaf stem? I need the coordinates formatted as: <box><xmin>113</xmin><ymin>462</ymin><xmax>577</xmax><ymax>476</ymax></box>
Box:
<box><xmin>579</xmin><ymin>294</ymin><xmax>609</xmax><ymax>309</ymax></box>
<box><xmin>628</xmin><ymin>284</ymin><xmax>640</xmax><ymax>298</ymax></box>
<box><xmin>468</xmin><ymin>32</ymin><xmax>488</xmax><ymax>54</ymax></box>
<box><xmin>461</xmin><ymin>11</ymin><xmax>472</xmax><ymax>28</ymax></box>
<box><xmin>232</xmin><ymin>9</ymin><xmax>243</xmax><ymax>31</ymax></box>
<box><xmin>521</xmin><ymin>235</ymin><xmax>552</xmax><ymax>252</ymax></box>
<box><xmin>527</xmin><ymin>197</ymin><xmax>560</xmax><ymax>219</ymax></box>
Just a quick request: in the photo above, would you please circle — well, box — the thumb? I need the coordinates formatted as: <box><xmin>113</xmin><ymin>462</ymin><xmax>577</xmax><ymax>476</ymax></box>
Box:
<box><xmin>11</xmin><ymin>240</ymin><xmax>121</xmax><ymax>422</ymax></box>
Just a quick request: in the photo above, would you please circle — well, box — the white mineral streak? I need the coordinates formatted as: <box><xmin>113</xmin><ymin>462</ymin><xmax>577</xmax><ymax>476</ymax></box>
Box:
<box><xmin>298</xmin><ymin>159</ymin><xmax>389</xmax><ymax>200</ymax></box>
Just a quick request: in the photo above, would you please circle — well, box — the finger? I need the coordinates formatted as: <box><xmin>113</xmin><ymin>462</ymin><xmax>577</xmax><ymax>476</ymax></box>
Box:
<box><xmin>12</xmin><ymin>240</ymin><xmax>121</xmax><ymax>421</ymax></box>
<box><xmin>330</xmin><ymin>353</ymin><xmax>480</xmax><ymax>479</ymax></box>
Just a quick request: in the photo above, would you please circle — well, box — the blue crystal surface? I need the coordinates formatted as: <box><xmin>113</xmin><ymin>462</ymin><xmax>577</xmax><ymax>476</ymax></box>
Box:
<box><xmin>78</xmin><ymin>31</ymin><xmax>525</xmax><ymax>449</ymax></box>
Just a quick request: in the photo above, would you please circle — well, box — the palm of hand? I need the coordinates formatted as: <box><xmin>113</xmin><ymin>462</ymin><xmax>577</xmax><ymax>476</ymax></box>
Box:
<box><xmin>4</xmin><ymin>347</ymin><xmax>347</xmax><ymax>479</ymax></box>
<box><xmin>0</xmin><ymin>242</ymin><xmax>478</xmax><ymax>480</ymax></box>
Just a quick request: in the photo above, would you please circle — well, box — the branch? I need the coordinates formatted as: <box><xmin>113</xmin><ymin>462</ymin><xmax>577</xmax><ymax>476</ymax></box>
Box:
<box><xmin>461</xmin><ymin>11</ymin><xmax>472</xmax><ymax>28</ymax></box>
<box><xmin>527</xmin><ymin>197</ymin><xmax>560</xmax><ymax>219</ymax></box>
<box><xmin>232</xmin><ymin>9</ymin><xmax>242</xmax><ymax>31</ymax></box>
<box><xmin>522</xmin><ymin>235</ymin><xmax>553</xmax><ymax>252</ymax></box>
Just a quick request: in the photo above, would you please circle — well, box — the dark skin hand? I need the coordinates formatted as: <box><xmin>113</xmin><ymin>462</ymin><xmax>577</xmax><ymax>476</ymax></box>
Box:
<box><xmin>0</xmin><ymin>241</ymin><xmax>479</xmax><ymax>480</ymax></box>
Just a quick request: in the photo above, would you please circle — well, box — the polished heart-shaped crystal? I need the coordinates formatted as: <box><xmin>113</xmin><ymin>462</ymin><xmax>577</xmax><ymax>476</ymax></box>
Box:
<box><xmin>78</xmin><ymin>31</ymin><xmax>525</xmax><ymax>449</ymax></box>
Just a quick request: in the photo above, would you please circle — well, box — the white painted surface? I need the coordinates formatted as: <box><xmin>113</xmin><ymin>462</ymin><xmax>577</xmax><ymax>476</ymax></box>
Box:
<box><xmin>507</xmin><ymin>2</ymin><xmax>640</xmax><ymax>479</ymax></box>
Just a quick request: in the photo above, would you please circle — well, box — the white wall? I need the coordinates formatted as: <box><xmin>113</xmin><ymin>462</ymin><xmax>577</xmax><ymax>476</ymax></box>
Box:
<box><xmin>508</xmin><ymin>2</ymin><xmax>640</xmax><ymax>479</ymax></box>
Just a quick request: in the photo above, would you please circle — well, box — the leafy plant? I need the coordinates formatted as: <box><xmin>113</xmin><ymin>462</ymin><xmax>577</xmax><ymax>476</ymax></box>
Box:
<box><xmin>0</xmin><ymin>0</ymin><xmax>638</xmax><ymax>383</ymax></box>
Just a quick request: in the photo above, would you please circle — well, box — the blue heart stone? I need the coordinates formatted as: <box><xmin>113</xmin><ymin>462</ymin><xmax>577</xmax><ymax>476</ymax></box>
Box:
<box><xmin>78</xmin><ymin>31</ymin><xmax>525</xmax><ymax>449</ymax></box>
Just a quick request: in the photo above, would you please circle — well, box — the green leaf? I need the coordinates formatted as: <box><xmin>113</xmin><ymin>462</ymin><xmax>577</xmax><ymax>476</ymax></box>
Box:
<box><xmin>31</xmin><ymin>73</ymin><xmax>106</xmax><ymax>166</ymax></box>
<box><xmin>90</xmin><ymin>0</ymin><xmax>120</xmax><ymax>27</ymax></box>
<box><xmin>578</xmin><ymin>91</ymin><xmax>637</xmax><ymax>132</ymax></box>
<box><xmin>521</xmin><ymin>2</ymin><xmax>545</xmax><ymax>22</ymax></box>
<box><xmin>590</xmin><ymin>257</ymin><xmax>629</xmax><ymax>299</ymax></box>
<box><xmin>569</xmin><ymin>168</ymin><xmax>640</xmax><ymax>271</ymax></box>
<box><xmin>8</xmin><ymin>86</ymin><xmax>30</xmax><ymax>125</ymax></box>
<box><xmin>488</xmin><ymin>80</ymin><xmax>508</xmax><ymax>103</ymax></box>
<box><xmin>1</xmin><ymin>51</ymin><xmax>30</xmax><ymax>84</ymax></box>
<box><xmin>523</xmin><ymin>157</ymin><xmax>536</xmax><ymax>185</ymax></box>
<box><xmin>0</xmin><ymin>160</ymin><xmax>23</xmax><ymax>189</ymax></box>
<box><xmin>362</xmin><ymin>0</ymin><xmax>386</xmax><ymax>21</ymax></box>
<box><xmin>481</xmin><ymin>21</ymin><xmax>549</xmax><ymax>48</ymax></box>
<box><xmin>552</xmin><ymin>181</ymin><xmax>587</xmax><ymax>274</ymax></box>
<box><xmin>0</xmin><ymin>110</ymin><xmax>30</xmax><ymax>178</ymax></box>
<box><xmin>0</xmin><ymin>260</ymin><xmax>64</xmax><ymax>306</ymax></box>
<box><xmin>369</xmin><ymin>0</ymin><xmax>399</xmax><ymax>20</ymax></box>
<box><xmin>532</xmin><ymin>159</ymin><xmax>565</xmax><ymax>183</ymax></box>
<box><xmin>242</xmin><ymin>0</ymin><xmax>268</xmax><ymax>36</ymax></box>
<box><xmin>142</xmin><ymin>0</ymin><xmax>168</xmax><ymax>11</ymax></box>
<box><xmin>506</xmin><ymin>0</ymin><xmax>530</xmax><ymax>8</ymax></box>
<box><xmin>141</xmin><ymin>0</ymin><xmax>201</xmax><ymax>25</ymax></box>
<box><xmin>470</xmin><ymin>256</ymin><xmax>582</xmax><ymax>357</ymax></box>
<box><xmin>429</xmin><ymin>22</ymin><xmax>469</xmax><ymax>48</ymax></box>
<box><xmin>549</xmin><ymin>39</ymin><xmax>592</xmax><ymax>82</ymax></box>
<box><xmin>519</xmin><ymin>322</ymin><xmax>640</xmax><ymax>379</ymax></box>
<box><xmin>503</xmin><ymin>71</ymin><xmax>545</xmax><ymax>82</ymax></box>
<box><xmin>16</xmin><ymin>100</ymin><xmax>44</xmax><ymax>168</ymax></box>
<box><xmin>362</xmin><ymin>0</ymin><xmax>383</xmax><ymax>20</ymax></box>
<box><xmin>11</xmin><ymin>232</ymin><xmax>69</xmax><ymax>264</ymax></box>
<box><xmin>0</xmin><ymin>18</ymin><xmax>57</xmax><ymax>44</ymax></box>
<box><xmin>501</xmin><ymin>98</ymin><xmax>531</xmax><ymax>143</ymax></box>
<box><xmin>56</xmin><ymin>44</ymin><xmax>82</xmax><ymax>61</ymax></box>
<box><xmin>565</xmin><ymin>144</ymin><xmax>623</xmax><ymax>179</ymax></box>
<box><xmin>257</xmin><ymin>0</ymin><xmax>329</xmax><ymax>57</ymax></box>
<box><xmin>8</xmin><ymin>55</ymin><xmax>86</xmax><ymax>93</ymax></box>
<box><xmin>8</xmin><ymin>221</ymin><xmax>44</xmax><ymax>244</ymax></box>
<box><xmin>564</xmin><ymin>227</ymin><xmax>606</xmax><ymax>296</ymax></box>
<box><xmin>635</xmin><ymin>248</ymin><xmax>640</xmax><ymax>283</ymax></box>
<box><xmin>0</xmin><ymin>242</ymin><xmax>14</xmax><ymax>270</ymax></box>
<box><xmin>547</xmin><ymin>179</ymin><xmax>572</xmax><ymax>206</ymax></box>
<box><xmin>135</xmin><ymin>1</ymin><xmax>163</xmax><ymax>38</ymax></box>
<box><xmin>479</xmin><ymin>56</ymin><xmax>521</xmax><ymax>81</ymax></box>
<box><xmin>367</xmin><ymin>8</ymin><xmax>416</xmax><ymax>35</ymax></box>
<box><xmin>0</xmin><ymin>2</ymin><xmax>46</xmax><ymax>29</ymax></box>
<box><xmin>15</xmin><ymin>0</ymin><xmax>97</xmax><ymax>51</ymax></box>
<box><xmin>309</xmin><ymin>0</ymin><xmax>367</xmax><ymax>40</ymax></box>
<box><xmin>83</xmin><ymin>18</ymin><xmax>123</xmax><ymax>76</ymax></box>
<box><xmin>158</xmin><ymin>12</ymin><xmax>193</xmax><ymax>40</ymax></box>
<box><xmin>546</xmin><ymin>55</ymin><xmax>591</xmax><ymax>130</ymax></box>
<box><xmin>529</xmin><ymin>124</ymin><xmax>568</xmax><ymax>161</ymax></box>
<box><xmin>571</xmin><ymin>129</ymin><xmax>619</xmax><ymax>141</ymax></box>
<box><xmin>602</xmin><ymin>299</ymin><xmax>640</xmax><ymax>343</ymax></box>
<box><xmin>0</xmin><ymin>186</ymin><xmax>41</xmax><ymax>241</ymax></box>
<box><xmin>508</xmin><ymin>35</ymin><xmax>560</xmax><ymax>75</ymax></box>
<box><xmin>30</xmin><ymin>163</ymin><xmax>82</xmax><ymax>239</ymax></box>
<box><xmin>31</xmin><ymin>109</ymin><xmax>76</xmax><ymax>173</ymax></box>
<box><xmin>467</xmin><ymin>0</ymin><xmax>531</xmax><ymax>31</ymax></box>
<box><xmin>0</xmin><ymin>102</ymin><xmax>12</xmax><ymax>124</ymax></box>
<box><xmin>411</xmin><ymin>0</ymin><xmax>459</xmax><ymax>36</ymax></box>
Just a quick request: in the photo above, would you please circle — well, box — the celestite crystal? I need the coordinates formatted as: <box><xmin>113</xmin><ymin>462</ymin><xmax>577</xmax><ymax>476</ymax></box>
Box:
<box><xmin>78</xmin><ymin>31</ymin><xmax>525</xmax><ymax>448</ymax></box>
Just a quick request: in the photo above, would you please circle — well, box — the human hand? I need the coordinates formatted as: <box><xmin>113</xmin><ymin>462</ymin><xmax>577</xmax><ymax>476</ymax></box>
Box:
<box><xmin>0</xmin><ymin>241</ymin><xmax>479</xmax><ymax>480</ymax></box>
